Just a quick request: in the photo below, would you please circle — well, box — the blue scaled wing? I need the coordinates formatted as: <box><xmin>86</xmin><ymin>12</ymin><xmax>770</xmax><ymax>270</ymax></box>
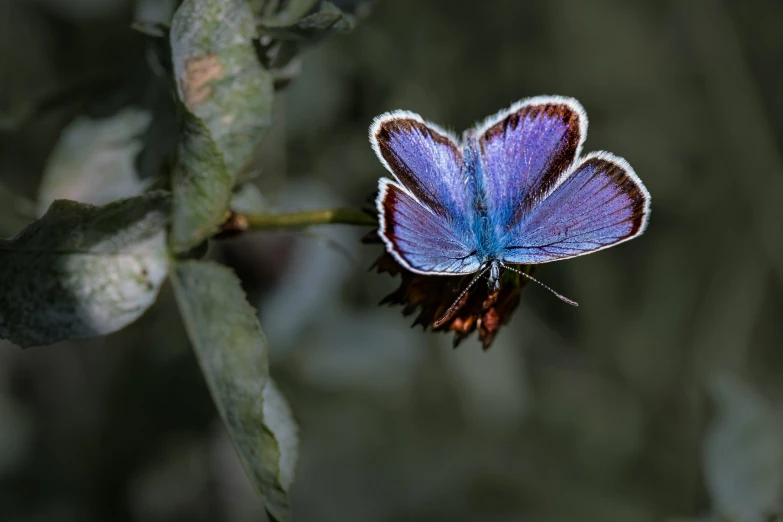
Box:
<box><xmin>501</xmin><ymin>152</ymin><xmax>651</xmax><ymax>264</ymax></box>
<box><xmin>372</xmin><ymin>112</ymin><xmax>480</xmax><ymax>275</ymax></box>
<box><xmin>377</xmin><ymin>180</ymin><xmax>481</xmax><ymax>274</ymax></box>
<box><xmin>476</xmin><ymin>96</ymin><xmax>586</xmax><ymax>240</ymax></box>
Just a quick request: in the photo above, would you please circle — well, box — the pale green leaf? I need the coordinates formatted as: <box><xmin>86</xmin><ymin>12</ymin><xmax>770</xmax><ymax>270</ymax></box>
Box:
<box><xmin>257</xmin><ymin>1</ymin><xmax>355</xmax><ymax>40</ymax></box>
<box><xmin>0</xmin><ymin>192</ymin><xmax>170</xmax><ymax>347</ymax></box>
<box><xmin>168</xmin><ymin>0</ymin><xmax>275</xmax><ymax>251</ymax></box>
<box><xmin>170</xmin><ymin>0</ymin><xmax>274</xmax><ymax>178</ymax></box>
<box><xmin>230</xmin><ymin>183</ymin><xmax>269</xmax><ymax>215</ymax></box>
<box><xmin>256</xmin><ymin>0</ymin><xmax>321</xmax><ymax>27</ymax></box>
<box><xmin>169</xmin><ymin>115</ymin><xmax>232</xmax><ymax>252</ymax></box>
<box><xmin>262</xmin><ymin>378</ymin><xmax>298</xmax><ymax>492</ymax></box>
<box><xmin>132</xmin><ymin>0</ymin><xmax>177</xmax><ymax>36</ymax></box>
<box><xmin>703</xmin><ymin>372</ymin><xmax>783</xmax><ymax>521</ymax></box>
<box><xmin>38</xmin><ymin>108</ymin><xmax>151</xmax><ymax>214</ymax></box>
<box><xmin>171</xmin><ymin>261</ymin><xmax>297</xmax><ymax>521</ymax></box>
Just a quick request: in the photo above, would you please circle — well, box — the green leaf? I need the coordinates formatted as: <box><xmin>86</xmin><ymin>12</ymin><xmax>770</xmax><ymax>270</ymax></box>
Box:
<box><xmin>256</xmin><ymin>0</ymin><xmax>322</xmax><ymax>27</ymax></box>
<box><xmin>0</xmin><ymin>192</ymin><xmax>170</xmax><ymax>347</ymax></box>
<box><xmin>703</xmin><ymin>372</ymin><xmax>783</xmax><ymax>521</ymax></box>
<box><xmin>132</xmin><ymin>0</ymin><xmax>177</xmax><ymax>37</ymax></box>
<box><xmin>38</xmin><ymin>108</ymin><xmax>151</xmax><ymax>214</ymax></box>
<box><xmin>230</xmin><ymin>182</ymin><xmax>269</xmax><ymax>215</ymax></box>
<box><xmin>170</xmin><ymin>0</ymin><xmax>274</xmax><ymax>178</ymax></box>
<box><xmin>169</xmin><ymin>115</ymin><xmax>232</xmax><ymax>252</ymax></box>
<box><xmin>257</xmin><ymin>1</ymin><xmax>355</xmax><ymax>40</ymax></box>
<box><xmin>169</xmin><ymin>0</ymin><xmax>275</xmax><ymax>251</ymax></box>
<box><xmin>261</xmin><ymin>378</ymin><xmax>299</xmax><ymax>493</ymax></box>
<box><xmin>171</xmin><ymin>260</ymin><xmax>297</xmax><ymax>521</ymax></box>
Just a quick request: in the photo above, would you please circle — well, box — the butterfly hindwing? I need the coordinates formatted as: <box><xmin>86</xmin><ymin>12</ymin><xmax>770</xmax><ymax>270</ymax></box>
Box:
<box><xmin>501</xmin><ymin>152</ymin><xmax>650</xmax><ymax>264</ymax></box>
<box><xmin>377</xmin><ymin>179</ymin><xmax>481</xmax><ymax>275</ymax></box>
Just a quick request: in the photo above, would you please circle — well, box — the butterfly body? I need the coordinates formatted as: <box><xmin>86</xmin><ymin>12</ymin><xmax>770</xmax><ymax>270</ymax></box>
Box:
<box><xmin>371</xmin><ymin>96</ymin><xmax>650</xmax><ymax>298</ymax></box>
<box><xmin>462</xmin><ymin>137</ymin><xmax>502</xmax><ymax>261</ymax></box>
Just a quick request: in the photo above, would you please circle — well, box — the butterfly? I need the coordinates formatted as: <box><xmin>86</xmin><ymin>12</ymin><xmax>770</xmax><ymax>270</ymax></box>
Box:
<box><xmin>371</xmin><ymin>96</ymin><xmax>650</xmax><ymax>322</ymax></box>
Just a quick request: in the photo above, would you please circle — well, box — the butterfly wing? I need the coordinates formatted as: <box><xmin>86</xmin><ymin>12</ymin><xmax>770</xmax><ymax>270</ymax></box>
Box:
<box><xmin>377</xmin><ymin>180</ymin><xmax>481</xmax><ymax>274</ymax></box>
<box><xmin>475</xmin><ymin>96</ymin><xmax>586</xmax><ymax>240</ymax></box>
<box><xmin>372</xmin><ymin>112</ymin><xmax>480</xmax><ymax>275</ymax></box>
<box><xmin>500</xmin><ymin>152</ymin><xmax>650</xmax><ymax>263</ymax></box>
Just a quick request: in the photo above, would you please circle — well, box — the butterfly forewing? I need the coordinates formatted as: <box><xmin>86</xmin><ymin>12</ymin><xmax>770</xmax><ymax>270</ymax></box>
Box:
<box><xmin>476</xmin><ymin>97</ymin><xmax>586</xmax><ymax>237</ymax></box>
<box><xmin>372</xmin><ymin>113</ymin><xmax>481</xmax><ymax>275</ymax></box>
<box><xmin>371</xmin><ymin>113</ymin><xmax>473</xmax><ymax>225</ymax></box>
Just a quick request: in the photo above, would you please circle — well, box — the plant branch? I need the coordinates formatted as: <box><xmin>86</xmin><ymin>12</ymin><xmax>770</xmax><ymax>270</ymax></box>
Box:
<box><xmin>236</xmin><ymin>207</ymin><xmax>376</xmax><ymax>231</ymax></box>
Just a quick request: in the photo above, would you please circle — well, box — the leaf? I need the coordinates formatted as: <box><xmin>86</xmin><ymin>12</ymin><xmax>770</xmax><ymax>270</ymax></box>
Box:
<box><xmin>254</xmin><ymin>0</ymin><xmax>319</xmax><ymax>24</ymax></box>
<box><xmin>170</xmin><ymin>0</ymin><xmax>274</xmax><ymax>178</ymax></box>
<box><xmin>170</xmin><ymin>260</ymin><xmax>297</xmax><ymax>521</ymax></box>
<box><xmin>132</xmin><ymin>0</ymin><xmax>177</xmax><ymax>36</ymax></box>
<box><xmin>230</xmin><ymin>183</ymin><xmax>269</xmax><ymax>215</ymax></box>
<box><xmin>38</xmin><ymin>108</ymin><xmax>151</xmax><ymax>215</ymax></box>
<box><xmin>0</xmin><ymin>192</ymin><xmax>170</xmax><ymax>347</ymax></box>
<box><xmin>169</xmin><ymin>0</ymin><xmax>275</xmax><ymax>251</ymax></box>
<box><xmin>170</xmin><ymin>115</ymin><xmax>232</xmax><ymax>252</ymax></box>
<box><xmin>703</xmin><ymin>372</ymin><xmax>783</xmax><ymax>521</ymax></box>
<box><xmin>262</xmin><ymin>378</ymin><xmax>298</xmax><ymax>492</ymax></box>
<box><xmin>254</xmin><ymin>1</ymin><xmax>355</xmax><ymax>73</ymax></box>
<box><xmin>257</xmin><ymin>1</ymin><xmax>355</xmax><ymax>40</ymax></box>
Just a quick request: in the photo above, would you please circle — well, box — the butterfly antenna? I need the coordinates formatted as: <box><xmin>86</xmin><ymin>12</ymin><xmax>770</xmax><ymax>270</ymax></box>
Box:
<box><xmin>500</xmin><ymin>263</ymin><xmax>579</xmax><ymax>307</ymax></box>
<box><xmin>433</xmin><ymin>264</ymin><xmax>493</xmax><ymax>328</ymax></box>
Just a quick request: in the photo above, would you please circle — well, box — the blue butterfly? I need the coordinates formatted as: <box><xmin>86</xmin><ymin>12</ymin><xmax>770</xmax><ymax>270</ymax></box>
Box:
<box><xmin>371</xmin><ymin>96</ymin><xmax>650</xmax><ymax>317</ymax></box>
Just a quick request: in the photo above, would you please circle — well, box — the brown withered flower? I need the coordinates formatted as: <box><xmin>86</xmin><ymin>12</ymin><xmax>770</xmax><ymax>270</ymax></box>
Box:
<box><xmin>362</xmin><ymin>228</ymin><xmax>535</xmax><ymax>350</ymax></box>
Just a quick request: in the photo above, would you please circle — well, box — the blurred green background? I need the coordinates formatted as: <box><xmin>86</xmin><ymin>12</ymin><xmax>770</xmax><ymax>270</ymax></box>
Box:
<box><xmin>2</xmin><ymin>0</ymin><xmax>783</xmax><ymax>521</ymax></box>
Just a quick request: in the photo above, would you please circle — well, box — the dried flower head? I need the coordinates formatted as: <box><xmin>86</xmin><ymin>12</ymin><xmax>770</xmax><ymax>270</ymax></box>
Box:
<box><xmin>363</xmin><ymin>229</ymin><xmax>534</xmax><ymax>349</ymax></box>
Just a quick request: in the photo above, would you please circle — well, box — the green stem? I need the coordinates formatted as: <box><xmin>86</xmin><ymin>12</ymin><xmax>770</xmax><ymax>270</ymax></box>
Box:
<box><xmin>242</xmin><ymin>207</ymin><xmax>376</xmax><ymax>230</ymax></box>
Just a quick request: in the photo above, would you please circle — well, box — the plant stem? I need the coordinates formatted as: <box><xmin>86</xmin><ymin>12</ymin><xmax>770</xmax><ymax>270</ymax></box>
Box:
<box><xmin>242</xmin><ymin>208</ymin><xmax>376</xmax><ymax>230</ymax></box>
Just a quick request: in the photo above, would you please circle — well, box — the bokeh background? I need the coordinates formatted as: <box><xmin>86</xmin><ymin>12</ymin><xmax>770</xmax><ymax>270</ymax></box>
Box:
<box><xmin>2</xmin><ymin>0</ymin><xmax>783</xmax><ymax>521</ymax></box>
